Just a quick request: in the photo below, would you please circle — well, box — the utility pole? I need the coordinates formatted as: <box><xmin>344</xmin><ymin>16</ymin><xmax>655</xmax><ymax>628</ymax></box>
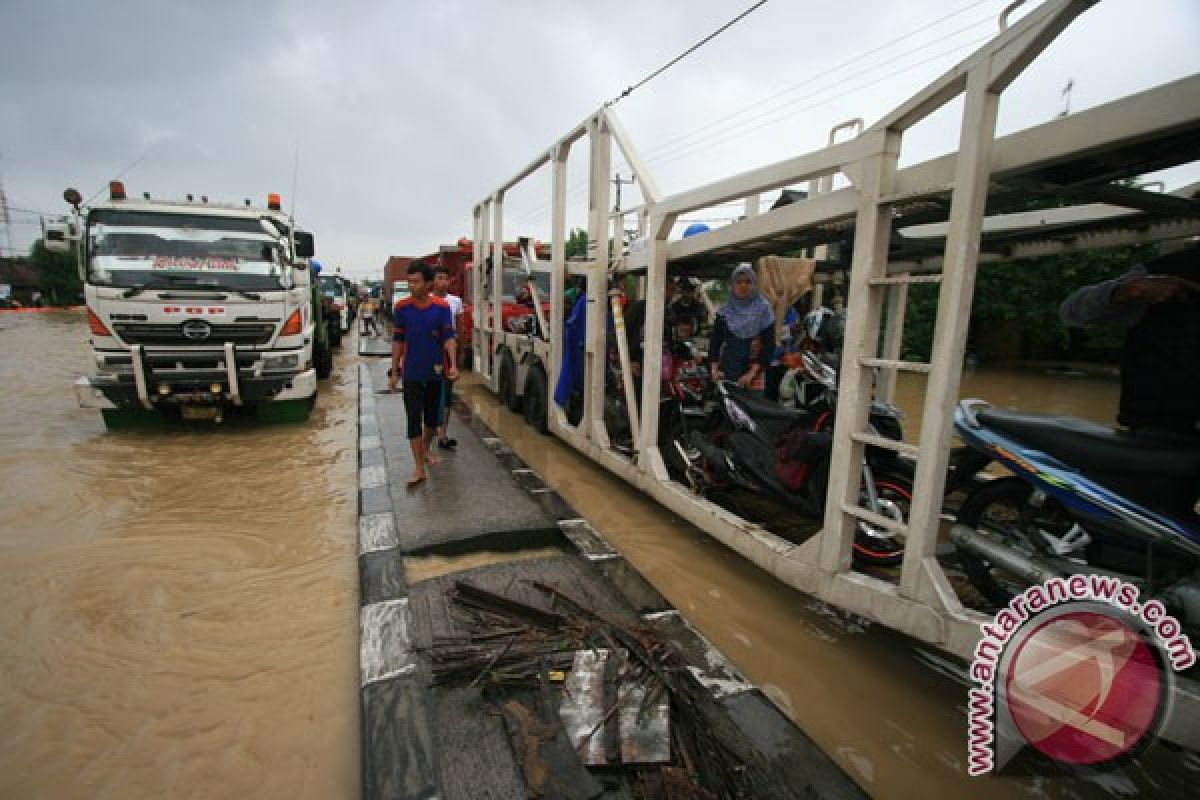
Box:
<box><xmin>611</xmin><ymin>172</ymin><xmax>635</xmax><ymax>213</ymax></box>
<box><xmin>0</xmin><ymin>152</ymin><xmax>13</xmax><ymax>258</ymax></box>
<box><xmin>1058</xmin><ymin>78</ymin><xmax>1075</xmax><ymax>118</ymax></box>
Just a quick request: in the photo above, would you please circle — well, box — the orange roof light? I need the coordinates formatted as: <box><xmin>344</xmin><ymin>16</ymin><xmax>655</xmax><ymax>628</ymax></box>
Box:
<box><xmin>109</xmin><ymin>181</ymin><xmax>126</xmax><ymax>200</ymax></box>
<box><xmin>267</xmin><ymin>193</ymin><xmax>282</xmax><ymax>211</ymax></box>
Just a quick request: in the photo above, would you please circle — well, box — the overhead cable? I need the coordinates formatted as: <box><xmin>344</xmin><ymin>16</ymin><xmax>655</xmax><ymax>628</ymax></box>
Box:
<box><xmin>607</xmin><ymin>1</ymin><xmax>769</xmax><ymax>107</ymax></box>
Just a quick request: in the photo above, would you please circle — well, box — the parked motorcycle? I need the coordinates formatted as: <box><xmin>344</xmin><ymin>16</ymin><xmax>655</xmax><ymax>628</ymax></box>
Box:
<box><xmin>604</xmin><ymin>339</ymin><xmax>712</xmax><ymax>476</ymax></box>
<box><xmin>678</xmin><ymin>350</ymin><xmax>912</xmax><ymax>568</ymax></box>
<box><xmin>951</xmin><ymin>398</ymin><xmax>1200</xmax><ymax>627</ymax></box>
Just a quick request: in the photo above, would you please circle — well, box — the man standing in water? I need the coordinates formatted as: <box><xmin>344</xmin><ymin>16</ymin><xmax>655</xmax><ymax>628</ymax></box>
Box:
<box><xmin>388</xmin><ymin>261</ymin><xmax>458</xmax><ymax>486</ymax></box>
<box><xmin>432</xmin><ymin>265</ymin><xmax>464</xmax><ymax>450</ymax></box>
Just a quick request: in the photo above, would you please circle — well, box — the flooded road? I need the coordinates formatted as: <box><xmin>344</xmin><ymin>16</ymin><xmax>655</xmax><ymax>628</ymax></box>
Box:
<box><xmin>462</xmin><ymin>366</ymin><xmax>1198</xmax><ymax>800</ymax></box>
<box><xmin>0</xmin><ymin>311</ymin><xmax>360</xmax><ymax>800</ymax></box>
<box><xmin>3</xmin><ymin>307</ymin><xmax>1191</xmax><ymax>800</ymax></box>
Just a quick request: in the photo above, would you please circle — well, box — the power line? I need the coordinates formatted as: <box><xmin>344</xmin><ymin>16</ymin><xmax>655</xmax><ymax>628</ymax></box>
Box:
<box><xmin>83</xmin><ymin>143</ymin><xmax>158</xmax><ymax>206</ymax></box>
<box><xmin>636</xmin><ymin>0</ymin><xmax>997</xmax><ymax>161</ymax></box>
<box><xmin>645</xmin><ymin>32</ymin><xmax>992</xmax><ymax>171</ymax></box>
<box><xmin>607</xmin><ymin>1</ymin><xmax>769</xmax><ymax>107</ymax></box>
<box><xmin>641</xmin><ymin>12</ymin><xmax>999</xmax><ymax>167</ymax></box>
<box><xmin>507</xmin><ymin>0</ymin><xmax>1000</xmax><ymax>226</ymax></box>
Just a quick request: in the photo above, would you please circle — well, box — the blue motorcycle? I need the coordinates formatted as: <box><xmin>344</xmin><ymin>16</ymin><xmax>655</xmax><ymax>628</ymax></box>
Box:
<box><xmin>951</xmin><ymin>399</ymin><xmax>1200</xmax><ymax>626</ymax></box>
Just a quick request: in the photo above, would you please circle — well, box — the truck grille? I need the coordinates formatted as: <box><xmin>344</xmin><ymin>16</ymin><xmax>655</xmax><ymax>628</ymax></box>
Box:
<box><xmin>112</xmin><ymin>322</ymin><xmax>275</xmax><ymax>347</ymax></box>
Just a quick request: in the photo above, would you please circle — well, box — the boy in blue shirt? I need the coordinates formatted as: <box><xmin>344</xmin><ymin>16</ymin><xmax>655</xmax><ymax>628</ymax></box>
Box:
<box><xmin>388</xmin><ymin>261</ymin><xmax>458</xmax><ymax>486</ymax></box>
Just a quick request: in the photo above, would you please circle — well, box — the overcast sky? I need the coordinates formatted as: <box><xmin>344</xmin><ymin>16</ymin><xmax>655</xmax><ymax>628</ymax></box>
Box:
<box><xmin>2</xmin><ymin>0</ymin><xmax>1197</xmax><ymax>278</ymax></box>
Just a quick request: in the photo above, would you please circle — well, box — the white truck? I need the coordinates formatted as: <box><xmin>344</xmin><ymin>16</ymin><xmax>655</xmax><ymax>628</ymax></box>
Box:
<box><xmin>46</xmin><ymin>182</ymin><xmax>323</xmax><ymax>427</ymax></box>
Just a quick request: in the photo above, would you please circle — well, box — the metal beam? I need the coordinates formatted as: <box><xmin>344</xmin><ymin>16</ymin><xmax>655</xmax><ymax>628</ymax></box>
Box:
<box><xmin>890</xmin><ymin>74</ymin><xmax>1200</xmax><ymax>202</ymax></box>
<box><xmin>658</xmin><ymin>135</ymin><xmax>875</xmax><ymax>217</ymax></box>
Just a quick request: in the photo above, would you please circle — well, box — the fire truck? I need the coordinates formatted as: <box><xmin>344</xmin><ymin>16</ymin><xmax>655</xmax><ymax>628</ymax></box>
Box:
<box><xmin>46</xmin><ymin>182</ymin><xmax>324</xmax><ymax>427</ymax></box>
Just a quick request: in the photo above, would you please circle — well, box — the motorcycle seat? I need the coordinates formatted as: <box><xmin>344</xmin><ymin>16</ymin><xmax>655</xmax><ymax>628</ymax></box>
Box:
<box><xmin>725</xmin><ymin>384</ymin><xmax>812</xmax><ymax>425</ymax></box>
<box><xmin>977</xmin><ymin>406</ymin><xmax>1200</xmax><ymax>515</ymax></box>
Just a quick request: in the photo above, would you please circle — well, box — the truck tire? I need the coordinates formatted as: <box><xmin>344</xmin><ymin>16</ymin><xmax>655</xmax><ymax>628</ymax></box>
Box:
<box><xmin>499</xmin><ymin>350</ymin><xmax>522</xmax><ymax>413</ymax></box>
<box><xmin>523</xmin><ymin>365</ymin><xmax>548</xmax><ymax>434</ymax></box>
<box><xmin>315</xmin><ymin>337</ymin><xmax>334</xmax><ymax>380</ymax></box>
<box><xmin>328</xmin><ymin>317</ymin><xmax>342</xmax><ymax>348</ymax></box>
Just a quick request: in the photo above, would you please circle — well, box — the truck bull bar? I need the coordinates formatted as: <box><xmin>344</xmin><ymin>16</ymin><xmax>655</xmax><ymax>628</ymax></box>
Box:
<box><xmin>128</xmin><ymin>342</ymin><xmax>243</xmax><ymax>408</ymax></box>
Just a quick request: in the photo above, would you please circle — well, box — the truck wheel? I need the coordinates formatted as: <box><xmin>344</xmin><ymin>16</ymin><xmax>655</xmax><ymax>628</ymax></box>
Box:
<box><xmin>523</xmin><ymin>365</ymin><xmax>548</xmax><ymax>434</ymax></box>
<box><xmin>499</xmin><ymin>350</ymin><xmax>522</xmax><ymax>413</ymax></box>
<box><xmin>315</xmin><ymin>338</ymin><xmax>334</xmax><ymax>380</ymax></box>
<box><xmin>328</xmin><ymin>318</ymin><xmax>342</xmax><ymax>348</ymax></box>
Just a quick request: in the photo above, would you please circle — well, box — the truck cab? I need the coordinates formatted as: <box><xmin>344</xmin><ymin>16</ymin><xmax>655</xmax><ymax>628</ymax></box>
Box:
<box><xmin>318</xmin><ymin>272</ymin><xmax>352</xmax><ymax>335</ymax></box>
<box><xmin>49</xmin><ymin>183</ymin><xmax>321</xmax><ymax>426</ymax></box>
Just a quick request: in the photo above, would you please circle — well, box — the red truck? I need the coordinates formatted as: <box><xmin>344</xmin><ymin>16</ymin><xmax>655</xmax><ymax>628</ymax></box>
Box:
<box><xmin>384</xmin><ymin>238</ymin><xmax>552</xmax><ymax>369</ymax></box>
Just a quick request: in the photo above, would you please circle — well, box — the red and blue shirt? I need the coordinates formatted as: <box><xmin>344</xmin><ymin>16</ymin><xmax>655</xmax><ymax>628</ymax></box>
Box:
<box><xmin>393</xmin><ymin>297</ymin><xmax>455</xmax><ymax>381</ymax></box>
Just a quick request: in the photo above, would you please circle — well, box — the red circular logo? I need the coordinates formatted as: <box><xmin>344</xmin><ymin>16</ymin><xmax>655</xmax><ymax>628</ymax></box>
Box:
<box><xmin>1004</xmin><ymin>610</ymin><xmax>1163</xmax><ymax>765</ymax></box>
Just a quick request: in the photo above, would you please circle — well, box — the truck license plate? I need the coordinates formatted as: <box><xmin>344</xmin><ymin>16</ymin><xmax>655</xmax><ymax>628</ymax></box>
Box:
<box><xmin>181</xmin><ymin>406</ymin><xmax>220</xmax><ymax>421</ymax></box>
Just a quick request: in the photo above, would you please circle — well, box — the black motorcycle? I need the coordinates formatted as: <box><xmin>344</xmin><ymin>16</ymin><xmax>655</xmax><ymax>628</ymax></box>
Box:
<box><xmin>678</xmin><ymin>351</ymin><xmax>912</xmax><ymax>568</ymax></box>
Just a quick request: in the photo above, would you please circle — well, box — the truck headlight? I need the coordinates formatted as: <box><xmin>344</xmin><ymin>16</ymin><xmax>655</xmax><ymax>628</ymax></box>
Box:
<box><xmin>264</xmin><ymin>354</ymin><xmax>300</xmax><ymax>371</ymax></box>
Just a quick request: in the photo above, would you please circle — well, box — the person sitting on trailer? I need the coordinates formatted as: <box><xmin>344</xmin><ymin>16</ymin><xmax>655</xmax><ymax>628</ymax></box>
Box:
<box><xmin>667</xmin><ymin>276</ymin><xmax>709</xmax><ymax>336</ymax></box>
<box><xmin>1059</xmin><ymin>243</ymin><xmax>1200</xmax><ymax>439</ymax></box>
<box><xmin>625</xmin><ymin>278</ymin><xmax>679</xmax><ymax>381</ymax></box>
<box><xmin>708</xmin><ymin>264</ymin><xmax>775</xmax><ymax>395</ymax></box>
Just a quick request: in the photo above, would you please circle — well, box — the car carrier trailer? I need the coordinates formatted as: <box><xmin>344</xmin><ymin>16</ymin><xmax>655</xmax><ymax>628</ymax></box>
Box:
<box><xmin>470</xmin><ymin>0</ymin><xmax>1200</xmax><ymax>746</ymax></box>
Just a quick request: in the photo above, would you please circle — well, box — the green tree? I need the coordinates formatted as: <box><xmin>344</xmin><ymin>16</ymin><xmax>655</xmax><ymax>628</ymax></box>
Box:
<box><xmin>565</xmin><ymin>228</ymin><xmax>589</xmax><ymax>259</ymax></box>
<box><xmin>30</xmin><ymin>238</ymin><xmax>82</xmax><ymax>306</ymax></box>
<box><xmin>900</xmin><ymin>245</ymin><xmax>1150</xmax><ymax>363</ymax></box>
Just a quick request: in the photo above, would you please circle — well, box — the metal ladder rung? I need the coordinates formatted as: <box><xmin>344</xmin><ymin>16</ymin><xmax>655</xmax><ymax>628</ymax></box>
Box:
<box><xmin>867</xmin><ymin>274</ymin><xmax>942</xmax><ymax>286</ymax></box>
<box><xmin>851</xmin><ymin>432</ymin><xmax>919</xmax><ymax>458</ymax></box>
<box><xmin>840</xmin><ymin>504</ymin><xmax>909</xmax><ymax>535</ymax></box>
<box><xmin>860</xmin><ymin>357</ymin><xmax>931</xmax><ymax>374</ymax></box>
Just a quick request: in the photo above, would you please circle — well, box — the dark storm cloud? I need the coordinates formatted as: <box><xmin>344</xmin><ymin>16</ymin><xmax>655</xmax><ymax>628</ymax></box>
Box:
<box><xmin>2</xmin><ymin>1</ymin><xmax>1197</xmax><ymax>273</ymax></box>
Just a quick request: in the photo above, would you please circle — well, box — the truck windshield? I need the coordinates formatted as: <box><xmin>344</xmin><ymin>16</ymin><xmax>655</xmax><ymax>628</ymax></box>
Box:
<box><xmin>502</xmin><ymin>269</ymin><xmax>551</xmax><ymax>301</ymax></box>
<box><xmin>318</xmin><ymin>274</ymin><xmax>346</xmax><ymax>299</ymax></box>
<box><xmin>86</xmin><ymin>210</ymin><xmax>287</xmax><ymax>291</ymax></box>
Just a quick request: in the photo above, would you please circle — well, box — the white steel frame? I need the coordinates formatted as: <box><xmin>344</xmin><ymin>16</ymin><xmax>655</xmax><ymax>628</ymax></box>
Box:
<box><xmin>472</xmin><ymin>0</ymin><xmax>1200</xmax><ymax>672</ymax></box>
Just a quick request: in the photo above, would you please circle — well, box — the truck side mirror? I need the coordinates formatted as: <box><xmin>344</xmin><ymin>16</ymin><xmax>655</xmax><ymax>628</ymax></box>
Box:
<box><xmin>44</xmin><ymin>222</ymin><xmax>71</xmax><ymax>253</ymax></box>
<box><xmin>293</xmin><ymin>231</ymin><xmax>315</xmax><ymax>260</ymax></box>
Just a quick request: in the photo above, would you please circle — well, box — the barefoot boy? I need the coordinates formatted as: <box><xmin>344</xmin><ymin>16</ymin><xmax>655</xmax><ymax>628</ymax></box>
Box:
<box><xmin>388</xmin><ymin>261</ymin><xmax>459</xmax><ymax>486</ymax></box>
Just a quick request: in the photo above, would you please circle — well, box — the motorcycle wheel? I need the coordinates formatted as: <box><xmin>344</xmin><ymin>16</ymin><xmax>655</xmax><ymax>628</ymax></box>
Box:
<box><xmin>955</xmin><ymin>477</ymin><xmax>1069</xmax><ymax>607</ymax></box>
<box><xmin>660</xmin><ymin>407</ymin><xmax>688</xmax><ymax>481</ymax></box>
<box><xmin>852</xmin><ymin>473</ymin><xmax>912</xmax><ymax>568</ymax></box>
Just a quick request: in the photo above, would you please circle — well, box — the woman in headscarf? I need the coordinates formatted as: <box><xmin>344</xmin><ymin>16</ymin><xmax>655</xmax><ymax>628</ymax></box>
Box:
<box><xmin>708</xmin><ymin>264</ymin><xmax>775</xmax><ymax>393</ymax></box>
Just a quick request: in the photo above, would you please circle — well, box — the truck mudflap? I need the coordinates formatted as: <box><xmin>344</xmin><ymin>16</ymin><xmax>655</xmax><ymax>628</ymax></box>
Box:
<box><xmin>76</xmin><ymin>342</ymin><xmax>317</xmax><ymax>412</ymax></box>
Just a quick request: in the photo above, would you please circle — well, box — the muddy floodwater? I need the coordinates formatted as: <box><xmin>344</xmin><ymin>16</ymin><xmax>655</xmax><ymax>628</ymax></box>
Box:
<box><xmin>460</xmin><ymin>363</ymin><xmax>1199</xmax><ymax>800</ymax></box>
<box><xmin>4</xmin><ymin>308</ymin><xmax>1197</xmax><ymax>800</ymax></box>
<box><xmin>0</xmin><ymin>311</ymin><xmax>360</xmax><ymax>800</ymax></box>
